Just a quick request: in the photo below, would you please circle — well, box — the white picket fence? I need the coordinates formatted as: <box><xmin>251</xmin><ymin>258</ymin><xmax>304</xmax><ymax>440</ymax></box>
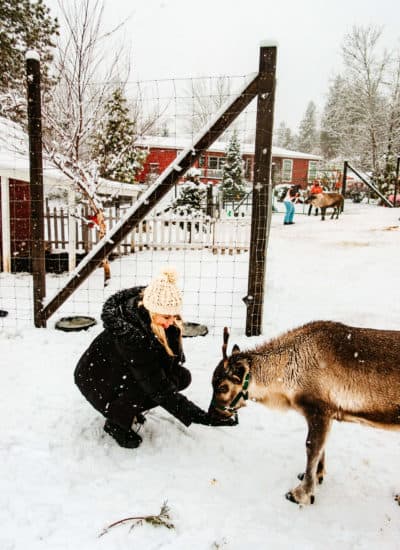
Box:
<box><xmin>44</xmin><ymin>204</ymin><xmax>251</xmax><ymax>256</ymax></box>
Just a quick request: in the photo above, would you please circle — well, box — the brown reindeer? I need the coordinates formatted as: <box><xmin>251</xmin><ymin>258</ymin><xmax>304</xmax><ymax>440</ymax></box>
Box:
<box><xmin>208</xmin><ymin>321</ymin><xmax>400</xmax><ymax>505</ymax></box>
<box><xmin>306</xmin><ymin>192</ymin><xmax>344</xmax><ymax>220</ymax></box>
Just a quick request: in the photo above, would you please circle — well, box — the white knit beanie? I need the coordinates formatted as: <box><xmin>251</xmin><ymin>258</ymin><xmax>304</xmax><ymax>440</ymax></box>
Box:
<box><xmin>142</xmin><ymin>267</ymin><xmax>182</xmax><ymax>315</ymax></box>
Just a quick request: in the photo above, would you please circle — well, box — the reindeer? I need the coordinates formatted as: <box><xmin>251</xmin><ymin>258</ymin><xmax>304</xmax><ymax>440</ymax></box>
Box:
<box><xmin>208</xmin><ymin>321</ymin><xmax>400</xmax><ymax>505</ymax></box>
<box><xmin>306</xmin><ymin>192</ymin><xmax>344</xmax><ymax>221</ymax></box>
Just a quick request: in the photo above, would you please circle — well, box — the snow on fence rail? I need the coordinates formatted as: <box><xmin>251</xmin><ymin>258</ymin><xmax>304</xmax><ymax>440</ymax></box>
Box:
<box><xmin>44</xmin><ymin>204</ymin><xmax>250</xmax><ymax>255</ymax></box>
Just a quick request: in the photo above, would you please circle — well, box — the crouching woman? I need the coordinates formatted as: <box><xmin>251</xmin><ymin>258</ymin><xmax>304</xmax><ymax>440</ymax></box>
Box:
<box><xmin>74</xmin><ymin>267</ymin><xmax>236</xmax><ymax>448</ymax></box>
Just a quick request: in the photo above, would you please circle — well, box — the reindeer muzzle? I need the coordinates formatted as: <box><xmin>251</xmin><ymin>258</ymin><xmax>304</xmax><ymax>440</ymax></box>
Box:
<box><xmin>209</xmin><ymin>372</ymin><xmax>251</xmax><ymax>414</ymax></box>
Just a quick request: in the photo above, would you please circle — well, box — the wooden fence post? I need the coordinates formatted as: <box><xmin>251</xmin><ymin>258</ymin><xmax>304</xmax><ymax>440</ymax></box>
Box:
<box><xmin>68</xmin><ymin>186</ymin><xmax>76</xmax><ymax>271</ymax></box>
<box><xmin>342</xmin><ymin>161</ymin><xmax>348</xmax><ymax>211</ymax></box>
<box><xmin>245</xmin><ymin>42</ymin><xmax>277</xmax><ymax>336</ymax></box>
<box><xmin>395</xmin><ymin>156</ymin><xmax>400</xmax><ymax>207</ymax></box>
<box><xmin>26</xmin><ymin>50</ymin><xmax>46</xmax><ymax>328</ymax></box>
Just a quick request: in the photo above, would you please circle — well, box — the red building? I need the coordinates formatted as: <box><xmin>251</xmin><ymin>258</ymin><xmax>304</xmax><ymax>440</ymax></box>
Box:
<box><xmin>136</xmin><ymin>136</ymin><xmax>321</xmax><ymax>188</ymax></box>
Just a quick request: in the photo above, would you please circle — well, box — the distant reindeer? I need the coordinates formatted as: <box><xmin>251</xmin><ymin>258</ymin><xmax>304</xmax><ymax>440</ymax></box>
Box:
<box><xmin>208</xmin><ymin>321</ymin><xmax>400</xmax><ymax>505</ymax></box>
<box><xmin>306</xmin><ymin>192</ymin><xmax>344</xmax><ymax>220</ymax></box>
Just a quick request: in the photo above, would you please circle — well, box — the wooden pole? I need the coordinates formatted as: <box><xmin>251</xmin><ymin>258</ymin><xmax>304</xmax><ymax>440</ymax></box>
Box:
<box><xmin>394</xmin><ymin>156</ymin><xmax>400</xmax><ymax>207</ymax></box>
<box><xmin>342</xmin><ymin>161</ymin><xmax>348</xmax><ymax>211</ymax></box>
<box><xmin>206</xmin><ymin>184</ymin><xmax>213</xmax><ymax>217</ymax></box>
<box><xmin>346</xmin><ymin>163</ymin><xmax>393</xmax><ymax>207</ymax></box>
<box><xmin>245</xmin><ymin>43</ymin><xmax>277</xmax><ymax>336</ymax></box>
<box><xmin>26</xmin><ymin>51</ymin><xmax>46</xmax><ymax>327</ymax></box>
<box><xmin>68</xmin><ymin>186</ymin><xmax>76</xmax><ymax>272</ymax></box>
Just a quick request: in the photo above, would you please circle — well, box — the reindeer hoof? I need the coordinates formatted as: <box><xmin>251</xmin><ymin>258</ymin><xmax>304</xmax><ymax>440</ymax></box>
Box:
<box><xmin>285</xmin><ymin>490</ymin><xmax>315</xmax><ymax>505</ymax></box>
<box><xmin>285</xmin><ymin>491</ymin><xmax>298</xmax><ymax>503</ymax></box>
<box><xmin>318</xmin><ymin>476</ymin><xmax>324</xmax><ymax>485</ymax></box>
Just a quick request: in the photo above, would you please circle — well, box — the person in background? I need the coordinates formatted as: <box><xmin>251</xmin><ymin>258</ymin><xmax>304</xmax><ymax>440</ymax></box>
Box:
<box><xmin>283</xmin><ymin>184</ymin><xmax>300</xmax><ymax>225</ymax></box>
<box><xmin>308</xmin><ymin>179</ymin><xmax>324</xmax><ymax>216</ymax></box>
<box><xmin>74</xmin><ymin>267</ymin><xmax>237</xmax><ymax>449</ymax></box>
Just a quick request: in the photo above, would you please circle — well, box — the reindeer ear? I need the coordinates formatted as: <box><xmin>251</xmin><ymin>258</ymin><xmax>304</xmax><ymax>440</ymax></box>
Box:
<box><xmin>232</xmin><ymin>344</ymin><xmax>240</xmax><ymax>354</ymax></box>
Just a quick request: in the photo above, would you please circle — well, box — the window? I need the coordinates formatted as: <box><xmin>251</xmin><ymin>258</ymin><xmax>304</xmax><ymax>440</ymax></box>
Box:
<box><xmin>208</xmin><ymin>156</ymin><xmax>224</xmax><ymax>170</ymax></box>
<box><xmin>282</xmin><ymin>159</ymin><xmax>293</xmax><ymax>182</ymax></box>
<box><xmin>308</xmin><ymin>161</ymin><xmax>318</xmax><ymax>182</ymax></box>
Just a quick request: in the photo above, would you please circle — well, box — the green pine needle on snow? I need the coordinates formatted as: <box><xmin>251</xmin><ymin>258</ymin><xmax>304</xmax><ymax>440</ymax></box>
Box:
<box><xmin>99</xmin><ymin>501</ymin><xmax>175</xmax><ymax>538</ymax></box>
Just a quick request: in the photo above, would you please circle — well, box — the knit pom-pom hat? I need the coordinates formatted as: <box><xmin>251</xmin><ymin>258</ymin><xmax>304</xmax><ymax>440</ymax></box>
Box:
<box><xmin>142</xmin><ymin>267</ymin><xmax>182</xmax><ymax>315</ymax></box>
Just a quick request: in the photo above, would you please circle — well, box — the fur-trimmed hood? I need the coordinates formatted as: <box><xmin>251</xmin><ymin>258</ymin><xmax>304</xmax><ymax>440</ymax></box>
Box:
<box><xmin>101</xmin><ymin>286</ymin><xmax>149</xmax><ymax>337</ymax></box>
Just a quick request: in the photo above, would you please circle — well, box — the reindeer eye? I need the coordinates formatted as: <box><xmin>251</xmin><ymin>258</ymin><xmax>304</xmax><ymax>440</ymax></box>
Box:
<box><xmin>216</xmin><ymin>384</ymin><xmax>228</xmax><ymax>394</ymax></box>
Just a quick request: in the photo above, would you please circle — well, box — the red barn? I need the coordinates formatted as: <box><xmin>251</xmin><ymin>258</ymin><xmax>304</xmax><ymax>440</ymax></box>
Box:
<box><xmin>136</xmin><ymin>136</ymin><xmax>321</xmax><ymax>188</ymax></box>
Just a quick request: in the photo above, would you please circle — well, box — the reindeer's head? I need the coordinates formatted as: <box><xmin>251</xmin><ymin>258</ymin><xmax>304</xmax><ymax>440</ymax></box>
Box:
<box><xmin>208</xmin><ymin>328</ymin><xmax>251</xmax><ymax>418</ymax></box>
<box><xmin>304</xmin><ymin>192</ymin><xmax>317</xmax><ymax>204</ymax></box>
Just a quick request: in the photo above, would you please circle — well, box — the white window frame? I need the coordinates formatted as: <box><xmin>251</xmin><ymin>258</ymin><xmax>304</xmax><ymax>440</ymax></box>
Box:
<box><xmin>282</xmin><ymin>159</ymin><xmax>293</xmax><ymax>182</ymax></box>
<box><xmin>308</xmin><ymin>161</ymin><xmax>318</xmax><ymax>183</ymax></box>
<box><xmin>208</xmin><ymin>156</ymin><xmax>224</xmax><ymax>170</ymax></box>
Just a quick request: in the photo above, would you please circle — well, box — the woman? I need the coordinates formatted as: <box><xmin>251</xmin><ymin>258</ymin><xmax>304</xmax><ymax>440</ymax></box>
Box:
<box><xmin>307</xmin><ymin>180</ymin><xmax>323</xmax><ymax>216</ymax></box>
<box><xmin>283</xmin><ymin>185</ymin><xmax>300</xmax><ymax>225</ymax></box>
<box><xmin>74</xmin><ymin>267</ymin><xmax>236</xmax><ymax>448</ymax></box>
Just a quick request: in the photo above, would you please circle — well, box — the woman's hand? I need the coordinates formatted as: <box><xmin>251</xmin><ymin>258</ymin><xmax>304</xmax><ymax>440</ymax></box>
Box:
<box><xmin>193</xmin><ymin>411</ymin><xmax>238</xmax><ymax>427</ymax></box>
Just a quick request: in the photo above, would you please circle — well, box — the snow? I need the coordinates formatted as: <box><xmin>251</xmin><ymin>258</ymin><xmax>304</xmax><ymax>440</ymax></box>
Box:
<box><xmin>0</xmin><ymin>116</ymin><xmax>144</xmax><ymax>199</ymax></box>
<box><xmin>25</xmin><ymin>50</ymin><xmax>40</xmax><ymax>62</ymax></box>
<box><xmin>136</xmin><ymin>134</ymin><xmax>321</xmax><ymax>160</ymax></box>
<box><xmin>260</xmin><ymin>39</ymin><xmax>279</xmax><ymax>48</ymax></box>
<box><xmin>2</xmin><ymin>202</ymin><xmax>400</xmax><ymax>549</ymax></box>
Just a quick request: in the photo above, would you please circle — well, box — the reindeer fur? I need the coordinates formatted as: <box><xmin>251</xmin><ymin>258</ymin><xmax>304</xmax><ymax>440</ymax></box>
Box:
<box><xmin>307</xmin><ymin>192</ymin><xmax>344</xmax><ymax>220</ymax></box>
<box><xmin>209</xmin><ymin>320</ymin><xmax>400</xmax><ymax>505</ymax></box>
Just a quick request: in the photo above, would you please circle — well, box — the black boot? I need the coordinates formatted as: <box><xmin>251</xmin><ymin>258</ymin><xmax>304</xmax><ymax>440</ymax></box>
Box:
<box><xmin>104</xmin><ymin>420</ymin><xmax>142</xmax><ymax>448</ymax></box>
<box><xmin>133</xmin><ymin>412</ymin><xmax>147</xmax><ymax>425</ymax></box>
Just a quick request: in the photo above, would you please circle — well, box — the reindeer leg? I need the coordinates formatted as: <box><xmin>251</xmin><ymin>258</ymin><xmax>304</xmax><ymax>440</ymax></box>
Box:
<box><xmin>297</xmin><ymin>451</ymin><xmax>325</xmax><ymax>484</ymax></box>
<box><xmin>286</xmin><ymin>409</ymin><xmax>332</xmax><ymax>505</ymax></box>
<box><xmin>321</xmin><ymin>207</ymin><xmax>326</xmax><ymax>221</ymax></box>
<box><xmin>316</xmin><ymin>451</ymin><xmax>326</xmax><ymax>484</ymax></box>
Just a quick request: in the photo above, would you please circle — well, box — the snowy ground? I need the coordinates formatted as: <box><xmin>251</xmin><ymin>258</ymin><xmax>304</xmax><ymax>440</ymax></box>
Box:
<box><xmin>1</xmin><ymin>201</ymin><xmax>400</xmax><ymax>549</ymax></box>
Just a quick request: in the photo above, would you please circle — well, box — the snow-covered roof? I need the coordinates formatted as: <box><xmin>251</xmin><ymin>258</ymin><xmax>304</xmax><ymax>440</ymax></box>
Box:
<box><xmin>0</xmin><ymin>116</ymin><xmax>144</xmax><ymax>198</ymax></box>
<box><xmin>136</xmin><ymin>135</ymin><xmax>322</xmax><ymax>161</ymax></box>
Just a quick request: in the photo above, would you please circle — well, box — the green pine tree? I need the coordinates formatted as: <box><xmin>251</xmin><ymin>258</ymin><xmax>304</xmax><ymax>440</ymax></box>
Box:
<box><xmin>0</xmin><ymin>0</ymin><xmax>59</xmax><ymax>121</ymax></box>
<box><xmin>172</xmin><ymin>178</ymin><xmax>206</xmax><ymax>214</ymax></box>
<box><xmin>220</xmin><ymin>131</ymin><xmax>246</xmax><ymax>201</ymax></box>
<box><xmin>91</xmin><ymin>87</ymin><xmax>147</xmax><ymax>184</ymax></box>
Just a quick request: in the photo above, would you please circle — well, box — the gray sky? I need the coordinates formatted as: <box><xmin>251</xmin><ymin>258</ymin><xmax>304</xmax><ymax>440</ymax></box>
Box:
<box><xmin>47</xmin><ymin>0</ymin><xmax>400</xmax><ymax>131</ymax></box>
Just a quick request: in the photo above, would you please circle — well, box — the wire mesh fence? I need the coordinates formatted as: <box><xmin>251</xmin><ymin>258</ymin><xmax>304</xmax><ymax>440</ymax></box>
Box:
<box><xmin>1</xmin><ymin>71</ymin><xmax>265</xmax><ymax>334</ymax></box>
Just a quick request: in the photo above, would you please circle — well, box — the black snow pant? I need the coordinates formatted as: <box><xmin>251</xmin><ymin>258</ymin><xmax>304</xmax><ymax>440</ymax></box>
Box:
<box><xmin>92</xmin><ymin>366</ymin><xmax>192</xmax><ymax>431</ymax></box>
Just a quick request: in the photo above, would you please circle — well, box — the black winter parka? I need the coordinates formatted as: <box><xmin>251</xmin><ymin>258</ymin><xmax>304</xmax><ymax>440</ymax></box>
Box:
<box><xmin>74</xmin><ymin>286</ymin><xmax>207</xmax><ymax>430</ymax></box>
